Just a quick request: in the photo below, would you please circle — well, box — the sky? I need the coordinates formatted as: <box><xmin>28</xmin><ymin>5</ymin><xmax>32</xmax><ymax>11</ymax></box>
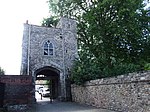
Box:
<box><xmin>0</xmin><ymin>0</ymin><xmax>49</xmax><ymax>75</ymax></box>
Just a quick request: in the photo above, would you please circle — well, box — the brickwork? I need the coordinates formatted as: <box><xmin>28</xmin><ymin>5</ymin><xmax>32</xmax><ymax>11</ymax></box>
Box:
<box><xmin>71</xmin><ymin>71</ymin><xmax>150</xmax><ymax>112</ymax></box>
<box><xmin>0</xmin><ymin>75</ymin><xmax>33</xmax><ymax>107</ymax></box>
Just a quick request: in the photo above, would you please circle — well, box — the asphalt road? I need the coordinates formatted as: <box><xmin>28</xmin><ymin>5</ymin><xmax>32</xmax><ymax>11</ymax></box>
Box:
<box><xmin>32</xmin><ymin>92</ymin><xmax>116</xmax><ymax>112</ymax></box>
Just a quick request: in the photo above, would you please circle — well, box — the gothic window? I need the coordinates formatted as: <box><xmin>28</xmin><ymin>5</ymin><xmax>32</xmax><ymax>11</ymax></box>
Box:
<box><xmin>43</xmin><ymin>40</ymin><xmax>53</xmax><ymax>56</ymax></box>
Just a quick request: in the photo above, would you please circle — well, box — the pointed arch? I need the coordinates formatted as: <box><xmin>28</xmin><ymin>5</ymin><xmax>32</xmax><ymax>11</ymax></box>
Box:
<box><xmin>43</xmin><ymin>40</ymin><xmax>54</xmax><ymax>55</ymax></box>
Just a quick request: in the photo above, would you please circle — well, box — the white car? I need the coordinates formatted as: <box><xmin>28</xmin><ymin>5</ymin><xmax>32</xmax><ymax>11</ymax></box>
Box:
<box><xmin>39</xmin><ymin>88</ymin><xmax>50</xmax><ymax>97</ymax></box>
<box><xmin>35</xmin><ymin>85</ymin><xmax>44</xmax><ymax>93</ymax></box>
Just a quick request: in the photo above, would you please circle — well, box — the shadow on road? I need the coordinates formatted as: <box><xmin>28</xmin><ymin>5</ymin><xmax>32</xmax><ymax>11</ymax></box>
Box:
<box><xmin>28</xmin><ymin>92</ymin><xmax>116</xmax><ymax>112</ymax></box>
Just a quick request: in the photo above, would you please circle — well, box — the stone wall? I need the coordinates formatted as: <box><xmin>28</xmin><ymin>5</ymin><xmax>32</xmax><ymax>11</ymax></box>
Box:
<box><xmin>71</xmin><ymin>71</ymin><xmax>150</xmax><ymax>112</ymax></box>
<box><xmin>20</xmin><ymin>17</ymin><xmax>78</xmax><ymax>100</ymax></box>
<box><xmin>0</xmin><ymin>75</ymin><xmax>33</xmax><ymax>107</ymax></box>
<box><xmin>21</xmin><ymin>17</ymin><xmax>78</xmax><ymax>76</ymax></box>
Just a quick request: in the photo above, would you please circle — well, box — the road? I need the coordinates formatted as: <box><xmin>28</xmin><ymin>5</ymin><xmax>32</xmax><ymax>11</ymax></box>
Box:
<box><xmin>31</xmin><ymin>92</ymin><xmax>116</xmax><ymax>112</ymax></box>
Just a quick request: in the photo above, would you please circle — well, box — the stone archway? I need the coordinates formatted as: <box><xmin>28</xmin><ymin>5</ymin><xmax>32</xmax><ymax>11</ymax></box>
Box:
<box><xmin>21</xmin><ymin>18</ymin><xmax>78</xmax><ymax>101</ymax></box>
<box><xmin>34</xmin><ymin>66</ymin><xmax>61</xmax><ymax>100</ymax></box>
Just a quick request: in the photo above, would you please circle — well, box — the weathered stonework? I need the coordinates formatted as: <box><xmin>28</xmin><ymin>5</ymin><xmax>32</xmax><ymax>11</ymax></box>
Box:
<box><xmin>71</xmin><ymin>71</ymin><xmax>150</xmax><ymax>112</ymax></box>
<box><xmin>20</xmin><ymin>18</ymin><xmax>78</xmax><ymax>100</ymax></box>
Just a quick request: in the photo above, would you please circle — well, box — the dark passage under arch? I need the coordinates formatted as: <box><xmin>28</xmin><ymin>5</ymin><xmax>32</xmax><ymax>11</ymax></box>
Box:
<box><xmin>35</xmin><ymin>66</ymin><xmax>60</xmax><ymax>99</ymax></box>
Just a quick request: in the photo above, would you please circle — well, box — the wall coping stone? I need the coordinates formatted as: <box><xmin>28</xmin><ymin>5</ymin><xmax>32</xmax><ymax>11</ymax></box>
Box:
<box><xmin>72</xmin><ymin>71</ymin><xmax>150</xmax><ymax>87</ymax></box>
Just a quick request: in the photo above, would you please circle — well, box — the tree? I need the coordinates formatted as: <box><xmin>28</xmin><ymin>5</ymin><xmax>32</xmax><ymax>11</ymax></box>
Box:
<box><xmin>42</xmin><ymin>16</ymin><xmax>59</xmax><ymax>27</ymax></box>
<box><xmin>0</xmin><ymin>67</ymin><xmax>5</xmax><ymax>75</ymax></box>
<box><xmin>42</xmin><ymin>0</ymin><xmax>75</xmax><ymax>27</ymax></box>
<box><xmin>46</xmin><ymin>0</ymin><xmax>150</xmax><ymax>84</ymax></box>
<box><xmin>47</xmin><ymin>0</ymin><xmax>77</xmax><ymax>17</ymax></box>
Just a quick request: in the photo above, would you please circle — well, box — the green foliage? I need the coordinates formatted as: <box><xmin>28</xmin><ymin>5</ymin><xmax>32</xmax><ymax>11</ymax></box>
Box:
<box><xmin>45</xmin><ymin>80</ymin><xmax>51</xmax><ymax>88</ymax></box>
<box><xmin>71</xmin><ymin>0</ymin><xmax>149</xmax><ymax>85</ymax></box>
<box><xmin>0</xmin><ymin>67</ymin><xmax>5</xmax><ymax>75</ymax></box>
<box><xmin>48</xmin><ymin>0</ymin><xmax>74</xmax><ymax>17</ymax></box>
<box><xmin>70</xmin><ymin>58</ymin><xmax>101</xmax><ymax>85</ymax></box>
<box><xmin>144</xmin><ymin>63</ymin><xmax>150</xmax><ymax>70</ymax></box>
<box><xmin>102</xmin><ymin>63</ymin><xmax>141</xmax><ymax>77</ymax></box>
<box><xmin>47</xmin><ymin>0</ymin><xmax>150</xmax><ymax>85</ymax></box>
<box><xmin>42</xmin><ymin>16</ymin><xmax>59</xmax><ymax>27</ymax></box>
<box><xmin>71</xmin><ymin>57</ymin><xmax>141</xmax><ymax>85</ymax></box>
<box><xmin>78</xmin><ymin>0</ymin><xmax>149</xmax><ymax>63</ymax></box>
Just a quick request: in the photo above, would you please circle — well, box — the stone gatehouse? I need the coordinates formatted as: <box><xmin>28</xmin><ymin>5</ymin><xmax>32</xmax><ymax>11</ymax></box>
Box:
<box><xmin>20</xmin><ymin>18</ymin><xmax>78</xmax><ymax>101</ymax></box>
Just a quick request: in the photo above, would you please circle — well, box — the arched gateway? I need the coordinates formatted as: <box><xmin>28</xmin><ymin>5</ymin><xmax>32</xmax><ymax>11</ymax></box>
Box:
<box><xmin>20</xmin><ymin>18</ymin><xmax>78</xmax><ymax>101</ymax></box>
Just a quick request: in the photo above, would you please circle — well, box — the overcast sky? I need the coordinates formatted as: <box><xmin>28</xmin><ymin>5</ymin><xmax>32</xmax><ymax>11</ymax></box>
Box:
<box><xmin>0</xmin><ymin>0</ymin><xmax>49</xmax><ymax>74</ymax></box>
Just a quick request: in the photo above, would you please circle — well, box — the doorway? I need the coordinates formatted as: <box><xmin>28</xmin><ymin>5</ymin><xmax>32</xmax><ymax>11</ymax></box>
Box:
<box><xmin>35</xmin><ymin>66</ymin><xmax>60</xmax><ymax>102</ymax></box>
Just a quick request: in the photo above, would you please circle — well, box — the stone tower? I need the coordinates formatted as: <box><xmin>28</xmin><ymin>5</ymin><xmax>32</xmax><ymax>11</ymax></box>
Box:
<box><xmin>20</xmin><ymin>18</ymin><xmax>78</xmax><ymax>100</ymax></box>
